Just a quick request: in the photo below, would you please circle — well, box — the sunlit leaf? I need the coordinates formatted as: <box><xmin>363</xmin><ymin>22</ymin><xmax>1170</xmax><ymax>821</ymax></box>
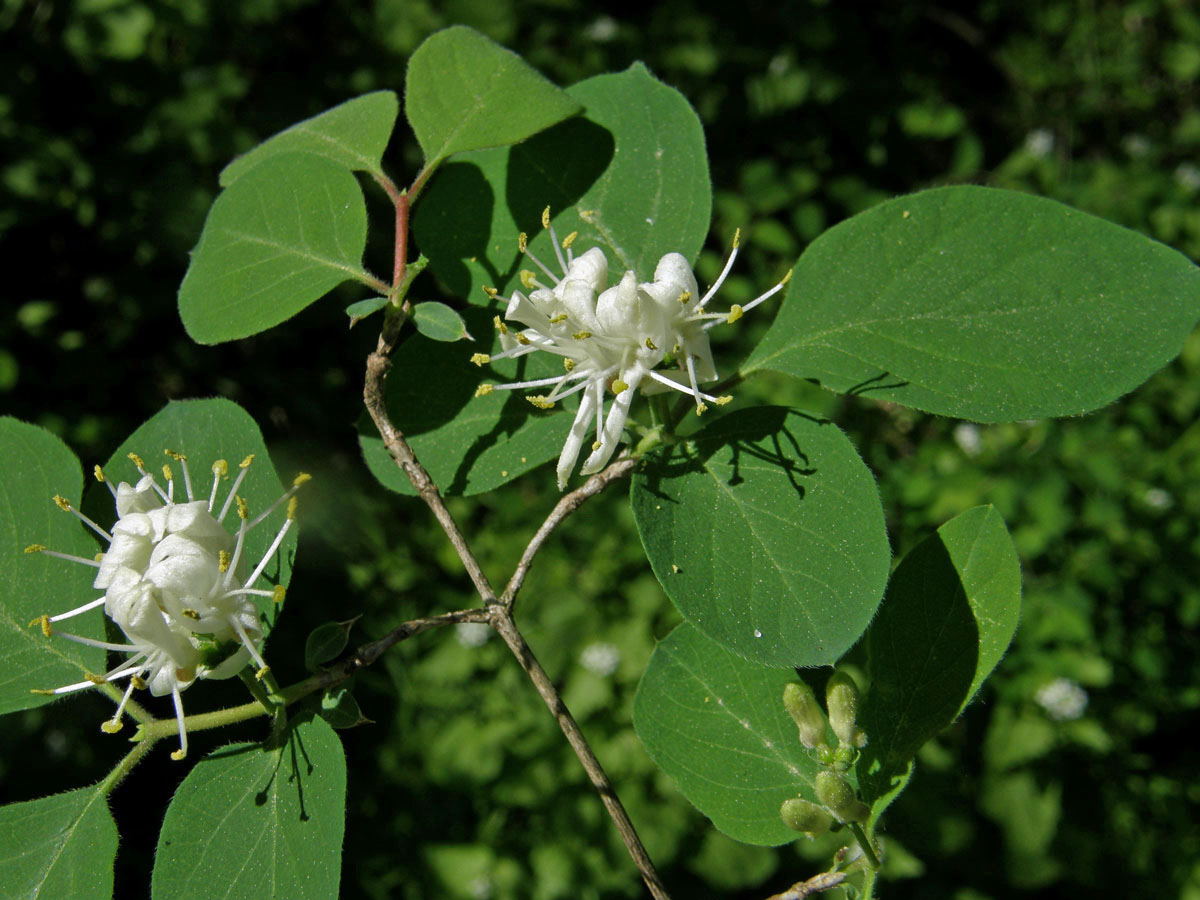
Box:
<box><xmin>631</xmin><ymin>407</ymin><xmax>890</xmax><ymax>668</ymax></box>
<box><xmin>0</xmin><ymin>786</ymin><xmax>117</xmax><ymax>900</ymax></box>
<box><xmin>412</xmin><ymin>301</ymin><xmax>472</xmax><ymax>342</ymax></box>
<box><xmin>179</xmin><ymin>153</ymin><xmax>371</xmax><ymax>344</ymax></box>
<box><xmin>744</xmin><ymin>186</ymin><xmax>1200</xmax><ymax>421</ymax></box>
<box><xmin>152</xmin><ymin>717</ymin><xmax>346</xmax><ymax>900</ymax></box>
<box><xmin>220</xmin><ymin>91</ymin><xmax>399</xmax><ymax>186</ymax></box>
<box><xmin>405</xmin><ymin>26</ymin><xmax>581</xmax><ymax>168</ymax></box>
<box><xmin>0</xmin><ymin>418</ymin><xmax>105</xmax><ymax>715</ymax></box>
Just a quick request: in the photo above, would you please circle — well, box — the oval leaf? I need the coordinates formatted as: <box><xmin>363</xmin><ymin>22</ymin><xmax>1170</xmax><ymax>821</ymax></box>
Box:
<box><xmin>405</xmin><ymin>26</ymin><xmax>581</xmax><ymax>168</ymax></box>
<box><xmin>857</xmin><ymin>506</ymin><xmax>1022</xmax><ymax>816</ymax></box>
<box><xmin>152</xmin><ymin>717</ymin><xmax>346</xmax><ymax>900</ymax></box>
<box><xmin>0</xmin><ymin>418</ymin><xmax>106</xmax><ymax>715</ymax></box>
<box><xmin>414</xmin><ymin>62</ymin><xmax>711</xmax><ymax>301</ymax></box>
<box><xmin>179</xmin><ymin>153</ymin><xmax>371</xmax><ymax>344</ymax></box>
<box><xmin>0</xmin><ymin>787</ymin><xmax>117</xmax><ymax>900</ymax></box>
<box><xmin>220</xmin><ymin>91</ymin><xmax>399</xmax><ymax>186</ymax></box>
<box><xmin>90</xmin><ymin>399</ymin><xmax>298</xmax><ymax>637</ymax></box>
<box><xmin>358</xmin><ymin>307</ymin><xmax>567</xmax><ymax>496</ymax></box>
<box><xmin>631</xmin><ymin>407</ymin><xmax>890</xmax><ymax>668</ymax></box>
<box><xmin>412</xmin><ymin>301</ymin><xmax>472</xmax><ymax>342</ymax></box>
<box><xmin>305</xmin><ymin>619</ymin><xmax>356</xmax><ymax>672</ymax></box>
<box><xmin>634</xmin><ymin>622</ymin><xmax>841</xmax><ymax>846</ymax></box>
<box><xmin>744</xmin><ymin>186</ymin><xmax>1200</xmax><ymax>421</ymax></box>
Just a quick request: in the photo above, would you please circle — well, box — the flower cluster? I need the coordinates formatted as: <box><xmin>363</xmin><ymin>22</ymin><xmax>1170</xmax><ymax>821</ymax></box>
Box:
<box><xmin>28</xmin><ymin>451</ymin><xmax>306</xmax><ymax>759</ymax></box>
<box><xmin>472</xmin><ymin>208</ymin><xmax>790</xmax><ymax>489</ymax></box>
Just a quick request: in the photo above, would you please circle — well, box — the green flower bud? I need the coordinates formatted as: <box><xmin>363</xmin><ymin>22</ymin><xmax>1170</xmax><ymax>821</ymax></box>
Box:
<box><xmin>815</xmin><ymin>770</ymin><xmax>870</xmax><ymax>823</ymax></box>
<box><xmin>826</xmin><ymin>671</ymin><xmax>866</xmax><ymax>748</ymax></box>
<box><xmin>780</xmin><ymin>797</ymin><xmax>833</xmax><ymax>838</ymax></box>
<box><xmin>783</xmin><ymin>681</ymin><xmax>827</xmax><ymax>749</ymax></box>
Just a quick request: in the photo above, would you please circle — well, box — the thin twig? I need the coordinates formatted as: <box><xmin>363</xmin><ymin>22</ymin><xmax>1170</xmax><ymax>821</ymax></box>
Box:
<box><xmin>489</xmin><ymin>605</ymin><xmax>672</xmax><ymax>900</ymax></box>
<box><xmin>500</xmin><ymin>457</ymin><xmax>638</xmax><ymax>611</ymax></box>
<box><xmin>765</xmin><ymin>871</ymin><xmax>847</xmax><ymax>900</ymax></box>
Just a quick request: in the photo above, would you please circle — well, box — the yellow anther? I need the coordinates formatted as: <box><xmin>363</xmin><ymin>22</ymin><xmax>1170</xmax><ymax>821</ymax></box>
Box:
<box><xmin>127</xmin><ymin>452</ymin><xmax>145</xmax><ymax>469</ymax></box>
<box><xmin>732</xmin><ymin>227</ymin><xmax>742</xmax><ymax>249</ymax></box>
<box><xmin>53</xmin><ymin>494</ymin><xmax>71</xmax><ymax>512</ymax></box>
<box><xmin>548</xmin><ymin>313</ymin><xmax>569</xmax><ymax>324</ymax></box>
<box><xmin>572</xmin><ymin>331</ymin><xmax>592</xmax><ymax>340</ymax></box>
<box><xmin>493</xmin><ymin>315</ymin><xmax>508</xmax><ymax>334</ymax></box>
<box><xmin>236</xmin><ymin>495</ymin><xmax>249</xmax><ymax>520</ymax></box>
<box><xmin>93</xmin><ymin>465</ymin><xmax>107</xmax><ymax>483</ymax></box>
<box><xmin>219</xmin><ymin>550</ymin><xmax>231</xmax><ymax>574</ymax></box>
<box><xmin>611</xmin><ymin>379</ymin><xmax>629</xmax><ymax>394</ymax></box>
<box><xmin>696</xmin><ymin>402</ymin><xmax>709</xmax><ymax>416</ymax></box>
<box><xmin>170</xmin><ymin>749</ymin><xmax>187</xmax><ymax>761</ymax></box>
<box><xmin>255</xmin><ymin>666</ymin><xmax>271</xmax><ymax>681</ymax></box>
<box><xmin>562</xmin><ymin>231</ymin><xmax>578</xmax><ymax>249</ymax></box>
<box><xmin>516</xmin><ymin>333</ymin><xmax>531</xmax><ymax>345</ymax></box>
<box><xmin>165</xmin><ymin>449</ymin><xmax>186</xmax><ymax>461</ymax></box>
<box><xmin>482</xmin><ymin>284</ymin><xmax>499</xmax><ymax>299</ymax></box>
<box><xmin>86</xmin><ymin>673</ymin><xmax>107</xmax><ymax>685</ymax></box>
<box><xmin>470</xmin><ymin>353</ymin><xmax>491</xmax><ymax>366</ymax></box>
<box><xmin>287</xmin><ymin>496</ymin><xmax>298</xmax><ymax>521</ymax></box>
<box><xmin>518</xmin><ymin>232</ymin><xmax>529</xmax><ymax>253</ymax></box>
<box><xmin>592</xmin><ymin>440</ymin><xmax>602</xmax><ymax>451</ymax></box>
<box><xmin>293</xmin><ymin>472</ymin><xmax>312</xmax><ymax>487</ymax></box>
<box><xmin>239</xmin><ymin>454</ymin><xmax>255</xmax><ymax>469</ymax></box>
<box><xmin>645</xmin><ymin>338</ymin><xmax>658</xmax><ymax>351</ymax></box>
<box><xmin>182</xmin><ymin>608</ymin><xmax>201</xmax><ymax>620</ymax></box>
<box><xmin>527</xmin><ymin>396</ymin><xmax>556</xmax><ymax>410</ymax></box>
<box><xmin>780</xmin><ymin>268</ymin><xmax>793</xmax><ymax>286</ymax></box>
<box><xmin>100</xmin><ymin>720</ymin><xmax>123</xmax><ymax>734</ymax></box>
<box><xmin>30</xmin><ymin>688</ymin><xmax>56</xmax><ymax>696</ymax></box>
<box><xmin>475</xmin><ymin>383</ymin><xmax>495</xmax><ymax>398</ymax></box>
<box><xmin>94</xmin><ymin>552</ymin><xmax>104</xmax><ymax>562</ymax></box>
<box><xmin>541</xmin><ymin>206</ymin><xmax>551</xmax><ymax>228</ymax></box>
<box><xmin>212</xmin><ymin>459</ymin><xmax>229</xmax><ymax>477</ymax></box>
<box><xmin>672</xmin><ymin>343</ymin><xmax>682</xmax><ymax>353</ymax></box>
<box><xmin>563</xmin><ymin>358</ymin><xmax>576</xmax><ymax>372</ymax></box>
<box><xmin>677</xmin><ymin>290</ymin><xmax>691</xmax><ymax>304</ymax></box>
<box><xmin>131</xmin><ymin>675</ymin><xmax>147</xmax><ymax>690</ymax></box>
<box><xmin>272</xmin><ymin>585</ymin><xmax>286</xmax><ymax>604</ymax></box>
<box><xmin>162</xmin><ymin>463</ymin><xmax>173</xmax><ymax>483</ymax></box>
<box><xmin>24</xmin><ymin>544</ymin><xmax>45</xmax><ymax>554</ymax></box>
<box><xmin>726</xmin><ymin>304</ymin><xmax>744</xmax><ymax>324</ymax></box>
<box><xmin>715</xmin><ymin>395</ymin><xmax>733</xmax><ymax>405</ymax></box>
<box><xmin>35</xmin><ymin>614</ymin><xmax>52</xmax><ymax>636</ymax></box>
<box><xmin>520</xmin><ymin>269</ymin><xmax>538</xmax><ymax>289</ymax></box>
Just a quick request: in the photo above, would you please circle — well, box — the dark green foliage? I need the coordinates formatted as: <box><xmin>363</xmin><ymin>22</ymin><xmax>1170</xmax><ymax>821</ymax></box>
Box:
<box><xmin>4</xmin><ymin>1</ymin><xmax>1200</xmax><ymax>898</ymax></box>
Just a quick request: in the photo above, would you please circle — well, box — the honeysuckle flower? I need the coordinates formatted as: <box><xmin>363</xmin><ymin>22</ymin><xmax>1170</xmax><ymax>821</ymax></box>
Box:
<box><xmin>27</xmin><ymin>450</ymin><xmax>307</xmax><ymax>759</ymax></box>
<box><xmin>471</xmin><ymin>208</ymin><xmax>791</xmax><ymax>489</ymax></box>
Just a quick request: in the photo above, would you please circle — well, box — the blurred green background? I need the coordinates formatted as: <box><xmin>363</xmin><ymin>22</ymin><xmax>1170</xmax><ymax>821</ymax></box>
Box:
<box><xmin>3</xmin><ymin>0</ymin><xmax>1199</xmax><ymax>897</ymax></box>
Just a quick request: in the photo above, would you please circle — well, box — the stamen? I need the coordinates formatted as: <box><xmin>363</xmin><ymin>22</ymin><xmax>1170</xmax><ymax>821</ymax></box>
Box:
<box><xmin>51</xmin><ymin>630</ymin><xmax>141</xmax><ymax>652</ymax></box>
<box><xmin>527</xmin><ymin>396</ymin><xmax>556</xmax><ymax>410</ymax></box>
<box><xmin>129</xmin><ymin>453</ymin><xmax>170</xmax><ymax>501</ymax></box>
<box><xmin>645</xmin><ymin>369</ymin><xmax>724</xmax><ymax>404</ymax></box>
<box><xmin>163</xmin><ymin>464</ymin><xmax>174</xmax><ymax>501</ymax></box>
<box><xmin>519</xmin><ymin>237</ymin><xmax>561</xmax><ymax>285</ymax></box>
<box><xmin>218</xmin><ymin>457</ymin><xmax>253</xmax><ymax>523</ymax></box>
<box><xmin>475</xmin><ymin>384</ymin><xmax>494</xmax><ymax>397</ymax></box>
<box><xmin>685</xmin><ymin>353</ymin><xmax>704</xmax><ymax>409</ymax></box>
<box><xmin>493</xmin><ymin>315</ymin><xmax>508</xmax><ymax>334</ymax></box>
<box><xmin>544</xmin><ymin>207</ymin><xmax>569</xmax><ymax>272</ymax></box>
<box><xmin>209</xmin><ymin>459</ymin><xmax>228</xmax><ymax>512</ymax></box>
<box><xmin>52</xmin><ymin>495</ymin><xmax>112</xmax><ymax>542</ymax></box>
<box><xmin>46</xmin><ymin>596</ymin><xmax>107</xmax><ymax>623</ymax></box>
<box><xmin>102</xmin><ymin>681</ymin><xmax>138</xmax><ymax>733</ymax></box>
<box><xmin>698</xmin><ymin>238</ymin><xmax>741</xmax><ymax>308</ymax></box>
<box><xmin>229</xmin><ymin>615</ymin><xmax>269</xmax><ymax>671</ymax></box>
<box><xmin>166</xmin><ymin>450</ymin><xmax>195</xmax><ymax>501</ymax></box>
<box><xmin>94</xmin><ymin>465</ymin><xmax>118</xmax><ymax>500</ymax></box>
<box><xmin>241</xmin><ymin>516</ymin><xmax>294</xmax><ymax>589</ymax></box>
<box><xmin>471</xmin><ymin>353</ymin><xmax>491</xmax><ymax>366</ymax></box>
<box><xmin>24</xmin><ymin>545</ymin><xmax>103</xmax><ymax>568</ymax></box>
<box><xmin>169</xmin><ymin>685</ymin><xmax>188</xmax><ymax>760</ymax></box>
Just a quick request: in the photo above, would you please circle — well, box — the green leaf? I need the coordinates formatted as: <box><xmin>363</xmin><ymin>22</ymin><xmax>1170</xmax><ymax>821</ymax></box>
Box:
<box><xmin>179</xmin><ymin>153</ymin><xmax>372</xmax><ymax>344</ymax></box>
<box><xmin>219</xmin><ymin>91</ymin><xmax>399</xmax><ymax>186</ymax></box>
<box><xmin>319</xmin><ymin>687</ymin><xmax>371</xmax><ymax>729</ymax></box>
<box><xmin>89</xmin><ymin>399</ymin><xmax>298</xmax><ymax>638</ymax></box>
<box><xmin>405</xmin><ymin>25</ymin><xmax>581</xmax><ymax>168</ymax></box>
<box><xmin>631</xmin><ymin>407</ymin><xmax>890</xmax><ymax>668</ymax></box>
<box><xmin>358</xmin><ymin>307</ymin><xmax>567</xmax><ymax>496</ymax></box>
<box><xmin>346</xmin><ymin>295</ymin><xmax>391</xmax><ymax>325</ymax></box>
<box><xmin>0</xmin><ymin>418</ymin><xmax>105</xmax><ymax>715</ymax></box>
<box><xmin>0</xmin><ymin>786</ymin><xmax>117</xmax><ymax>900</ymax></box>
<box><xmin>305</xmin><ymin>619</ymin><xmax>356</xmax><ymax>672</ymax></box>
<box><xmin>412</xmin><ymin>301</ymin><xmax>473</xmax><ymax>342</ymax></box>
<box><xmin>414</xmin><ymin>62</ymin><xmax>711</xmax><ymax>301</ymax></box>
<box><xmin>152</xmin><ymin>716</ymin><xmax>347</xmax><ymax>900</ymax></box>
<box><xmin>633</xmin><ymin>622</ymin><xmax>840</xmax><ymax>846</ymax></box>
<box><xmin>744</xmin><ymin>186</ymin><xmax>1200</xmax><ymax>421</ymax></box>
<box><xmin>857</xmin><ymin>506</ymin><xmax>1021</xmax><ymax>816</ymax></box>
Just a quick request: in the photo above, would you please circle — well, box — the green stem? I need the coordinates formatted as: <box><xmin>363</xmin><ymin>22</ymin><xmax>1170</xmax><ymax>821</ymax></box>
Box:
<box><xmin>849</xmin><ymin>822</ymin><xmax>881</xmax><ymax>870</ymax></box>
<box><xmin>98</xmin><ymin>736</ymin><xmax>158</xmax><ymax>796</ymax></box>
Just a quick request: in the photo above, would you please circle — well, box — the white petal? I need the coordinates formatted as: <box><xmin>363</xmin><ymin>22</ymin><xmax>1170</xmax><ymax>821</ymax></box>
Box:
<box><xmin>580</xmin><ymin>367</ymin><xmax>645</xmax><ymax>475</ymax></box>
<box><xmin>556</xmin><ymin>383</ymin><xmax>600</xmax><ymax>490</ymax></box>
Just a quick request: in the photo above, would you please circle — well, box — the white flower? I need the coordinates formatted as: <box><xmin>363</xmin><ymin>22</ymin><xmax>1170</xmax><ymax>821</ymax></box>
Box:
<box><xmin>472</xmin><ymin>208</ymin><xmax>790</xmax><ymax>489</ymax></box>
<box><xmin>28</xmin><ymin>450</ymin><xmax>307</xmax><ymax>759</ymax></box>
<box><xmin>579</xmin><ymin>641</ymin><xmax>621</xmax><ymax>677</ymax></box>
<box><xmin>1035</xmin><ymin>677</ymin><xmax>1088</xmax><ymax>722</ymax></box>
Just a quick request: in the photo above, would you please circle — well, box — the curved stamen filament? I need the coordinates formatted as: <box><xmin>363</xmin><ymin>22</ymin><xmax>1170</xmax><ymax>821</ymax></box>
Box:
<box><xmin>698</xmin><ymin>244</ymin><xmax>740</xmax><ymax>308</ymax></box>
